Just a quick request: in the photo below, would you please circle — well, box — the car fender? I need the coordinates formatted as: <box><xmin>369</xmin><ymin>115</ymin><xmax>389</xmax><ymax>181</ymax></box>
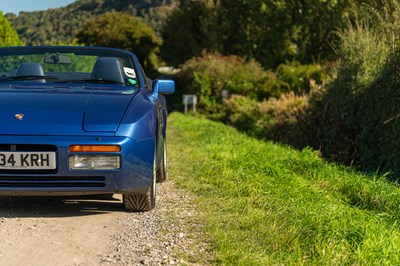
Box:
<box><xmin>116</xmin><ymin>91</ymin><xmax>158</xmax><ymax>142</ymax></box>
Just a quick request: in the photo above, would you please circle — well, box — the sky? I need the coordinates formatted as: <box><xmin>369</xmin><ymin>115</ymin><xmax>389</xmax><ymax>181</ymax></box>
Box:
<box><xmin>0</xmin><ymin>0</ymin><xmax>76</xmax><ymax>14</ymax></box>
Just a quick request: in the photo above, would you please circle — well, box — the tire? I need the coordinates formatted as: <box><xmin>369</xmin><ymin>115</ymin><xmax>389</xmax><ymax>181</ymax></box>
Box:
<box><xmin>156</xmin><ymin>140</ymin><xmax>167</xmax><ymax>183</ymax></box>
<box><xmin>123</xmin><ymin>156</ymin><xmax>156</xmax><ymax>212</ymax></box>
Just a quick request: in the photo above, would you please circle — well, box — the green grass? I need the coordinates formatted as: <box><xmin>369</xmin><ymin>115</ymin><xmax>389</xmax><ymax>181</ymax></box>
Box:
<box><xmin>167</xmin><ymin>112</ymin><xmax>400</xmax><ymax>265</ymax></box>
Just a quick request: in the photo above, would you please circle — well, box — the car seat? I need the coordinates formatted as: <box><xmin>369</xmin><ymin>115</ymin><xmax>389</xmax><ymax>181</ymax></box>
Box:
<box><xmin>91</xmin><ymin>57</ymin><xmax>125</xmax><ymax>84</ymax></box>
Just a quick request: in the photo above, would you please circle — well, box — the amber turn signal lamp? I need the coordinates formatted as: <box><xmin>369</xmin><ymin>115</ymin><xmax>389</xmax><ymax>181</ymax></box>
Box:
<box><xmin>68</xmin><ymin>145</ymin><xmax>121</xmax><ymax>152</ymax></box>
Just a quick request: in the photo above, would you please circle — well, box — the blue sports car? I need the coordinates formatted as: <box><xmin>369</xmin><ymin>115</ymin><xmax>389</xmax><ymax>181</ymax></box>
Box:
<box><xmin>0</xmin><ymin>46</ymin><xmax>175</xmax><ymax>211</ymax></box>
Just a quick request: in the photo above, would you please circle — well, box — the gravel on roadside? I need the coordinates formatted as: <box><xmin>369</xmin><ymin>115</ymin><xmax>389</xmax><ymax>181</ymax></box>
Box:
<box><xmin>103</xmin><ymin>180</ymin><xmax>213</xmax><ymax>265</ymax></box>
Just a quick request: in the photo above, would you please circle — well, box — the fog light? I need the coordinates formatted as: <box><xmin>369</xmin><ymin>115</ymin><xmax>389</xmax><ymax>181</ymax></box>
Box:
<box><xmin>69</xmin><ymin>155</ymin><xmax>120</xmax><ymax>170</ymax></box>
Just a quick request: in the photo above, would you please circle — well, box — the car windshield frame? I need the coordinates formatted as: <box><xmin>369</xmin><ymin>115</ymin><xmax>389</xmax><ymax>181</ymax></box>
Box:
<box><xmin>0</xmin><ymin>46</ymin><xmax>142</xmax><ymax>89</ymax></box>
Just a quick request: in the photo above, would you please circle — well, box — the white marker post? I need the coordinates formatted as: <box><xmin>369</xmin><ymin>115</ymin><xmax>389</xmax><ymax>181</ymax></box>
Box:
<box><xmin>183</xmin><ymin>94</ymin><xmax>198</xmax><ymax>114</ymax></box>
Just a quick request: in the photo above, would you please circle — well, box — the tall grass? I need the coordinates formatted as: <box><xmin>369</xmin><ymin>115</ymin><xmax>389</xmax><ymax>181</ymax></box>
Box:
<box><xmin>307</xmin><ymin>0</ymin><xmax>400</xmax><ymax>175</ymax></box>
<box><xmin>168</xmin><ymin>113</ymin><xmax>400</xmax><ymax>264</ymax></box>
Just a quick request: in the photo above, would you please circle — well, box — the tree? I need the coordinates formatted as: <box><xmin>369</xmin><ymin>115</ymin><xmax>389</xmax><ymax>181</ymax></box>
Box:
<box><xmin>160</xmin><ymin>1</ymin><xmax>219</xmax><ymax>66</ymax></box>
<box><xmin>161</xmin><ymin>0</ymin><xmax>353</xmax><ymax>68</ymax></box>
<box><xmin>217</xmin><ymin>0</ymin><xmax>352</xmax><ymax>67</ymax></box>
<box><xmin>77</xmin><ymin>11</ymin><xmax>162</xmax><ymax>71</ymax></box>
<box><xmin>0</xmin><ymin>11</ymin><xmax>23</xmax><ymax>46</ymax></box>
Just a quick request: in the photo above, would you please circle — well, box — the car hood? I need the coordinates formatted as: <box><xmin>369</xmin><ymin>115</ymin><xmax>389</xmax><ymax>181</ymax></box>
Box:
<box><xmin>0</xmin><ymin>86</ymin><xmax>136</xmax><ymax>136</ymax></box>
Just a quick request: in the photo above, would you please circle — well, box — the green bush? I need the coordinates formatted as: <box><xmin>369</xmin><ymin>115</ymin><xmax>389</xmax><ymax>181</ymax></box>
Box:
<box><xmin>176</xmin><ymin>53</ymin><xmax>270</xmax><ymax>117</ymax></box>
<box><xmin>176</xmin><ymin>53</ymin><xmax>325</xmax><ymax>117</ymax></box>
<box><xmin>222</xmin><ymin>91</ymin><xmax>313</xmax><ymax>147</ymax></box>
<box><xmin>222</xmin><ymin>95</ymin><xmax>260</xmax><ymax>135</ymax></box>
<box><xmin>276</xmin><ymin>61</ymin><xmax>325</xmax><ymax>95</ymax></box>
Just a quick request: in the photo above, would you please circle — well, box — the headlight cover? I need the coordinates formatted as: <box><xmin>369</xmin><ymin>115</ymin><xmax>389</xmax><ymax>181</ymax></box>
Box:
<box><xmin>69</xmin><ymin>155</ymin><xmax>120</xmax><ymax>170</ymax></box>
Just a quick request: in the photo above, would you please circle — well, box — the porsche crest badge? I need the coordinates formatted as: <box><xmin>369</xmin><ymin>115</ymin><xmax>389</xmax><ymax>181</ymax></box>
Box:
<box><xmin>15</xmin><ymin>114</ymin><xmax>24</xmax><ymax>120</ymax></box>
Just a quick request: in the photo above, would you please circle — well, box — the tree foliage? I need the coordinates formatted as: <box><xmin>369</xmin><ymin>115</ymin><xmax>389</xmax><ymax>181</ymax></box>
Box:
<box><xmin>5</xmin><ymin>0</ymin><xmax>382</xmax><ymax>70</ymax></box>
<box><xmin>160</xmin><ymin>1</ymin><xmax>219</xmax><ymax>66</ymax></box>
<box><xmin>77</xmin><ymin>12</ymin><xmax>161</xmax><ymax>70</ymax></box>
<box><xmin>161</xmin><ymin>0</ymin><xmax>354</xmax><ymax>68</ymax></box>
<box><xmin>0</xmin><ymin>11</ymin><xmax>23</xmax><ymax>46</ymax></box>
<box><xmin>6</xmin><ymin>0</ymin><xmax>175</xmax><ymax>45</ymax></box>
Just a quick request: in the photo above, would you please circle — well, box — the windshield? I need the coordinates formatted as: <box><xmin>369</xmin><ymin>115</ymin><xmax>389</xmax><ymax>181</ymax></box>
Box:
<box><xmin>0</xmin><ymin>47</ymin><xmax>139</xmax><ymax>88</ymax></box>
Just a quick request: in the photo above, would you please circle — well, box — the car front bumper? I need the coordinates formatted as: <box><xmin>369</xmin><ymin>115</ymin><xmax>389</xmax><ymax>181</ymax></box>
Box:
<box><xmin>0</xmin><ymin>135</ymin><xmax>155</xmax><ymax>195</ymax></box>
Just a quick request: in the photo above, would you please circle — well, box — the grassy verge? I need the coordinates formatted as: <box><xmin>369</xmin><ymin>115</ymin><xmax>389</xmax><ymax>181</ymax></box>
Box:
<box><xmin>167</xmin><ymin>112</ymin><xmax>400</xmax><ymax>265</ymax></box>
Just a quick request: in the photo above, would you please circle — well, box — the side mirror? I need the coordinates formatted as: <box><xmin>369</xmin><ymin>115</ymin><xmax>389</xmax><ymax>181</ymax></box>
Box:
<box><xmin>153</xmin><ymin>79</ymin><xmax>175</xmax><ymax>94</ymax></box>
<box><xmin>148</xmin><ymin>79</ymin><xmax>175</xmax><ymax>102</ymax></box>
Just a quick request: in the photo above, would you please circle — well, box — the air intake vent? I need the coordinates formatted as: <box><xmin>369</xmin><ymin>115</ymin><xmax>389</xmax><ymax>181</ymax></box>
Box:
<box><xmin>0</xmin><ymin>176</ymin><xmax>105</xmax><ymax>188</ymax></box>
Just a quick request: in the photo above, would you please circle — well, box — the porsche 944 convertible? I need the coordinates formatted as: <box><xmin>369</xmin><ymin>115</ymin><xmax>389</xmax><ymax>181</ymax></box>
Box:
<box><xmin>0</xmin><ymin>46</ymin><xmax>175</xmax><ymax>211</ymax></box>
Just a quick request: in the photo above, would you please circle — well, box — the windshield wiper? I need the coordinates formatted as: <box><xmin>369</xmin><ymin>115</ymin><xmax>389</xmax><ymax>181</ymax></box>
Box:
<box><xmin>58</xmin><ymin>78</ymin><xmax>127</xmax><ymax>85</ymax></box>
<box><xmin>0</xmin><ymin>75</ymin><xmax>58</xmax><ymax>81</ymax></box>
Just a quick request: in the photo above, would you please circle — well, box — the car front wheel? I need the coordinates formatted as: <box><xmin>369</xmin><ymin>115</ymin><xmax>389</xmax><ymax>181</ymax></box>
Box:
<box><xmin>123</xmin><ymin>156</ymin><xmax>156</xmax><ymax>212</ymax></box>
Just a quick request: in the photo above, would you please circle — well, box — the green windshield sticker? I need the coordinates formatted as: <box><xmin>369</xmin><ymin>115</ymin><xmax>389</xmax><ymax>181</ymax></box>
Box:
<box><xmin>127</xmin><ymin>78</ymin><xmax>137</xmax><ymax>85</ymax></box>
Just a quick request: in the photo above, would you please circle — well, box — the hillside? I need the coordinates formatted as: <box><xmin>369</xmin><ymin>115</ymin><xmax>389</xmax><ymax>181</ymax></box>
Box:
<box><xmin>5</xmin><ymin>0</ymin><xmax>175</xmax><ymax>45</ymax></box>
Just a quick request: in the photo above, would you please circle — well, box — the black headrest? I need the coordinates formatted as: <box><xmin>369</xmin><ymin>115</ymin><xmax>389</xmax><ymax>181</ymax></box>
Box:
<box><xmin>91</xmin><ymin>57</ymin><xmax>124</xmax><ymax>83</ymax></box>
<box><xmin>16</xmin><ymin>62</ymin><xmax>44</xmax><ymax>76</ymax></box>
<box><xmin>16</xmin><ymin>62</ymin><xmax>45</xmax><ymax>83</ymax></box>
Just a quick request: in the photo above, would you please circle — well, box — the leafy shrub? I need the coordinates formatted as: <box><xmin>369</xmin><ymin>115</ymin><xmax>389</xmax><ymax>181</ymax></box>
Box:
<box><xmin>175</xmin><ymin>53</ymin><xmax>270</xmax><ymax>117</ymax></box>
<box><xmin>276</xmin><ymin>62</ymin><xmax>325</xmax><ymax>95</ymax></box>
<box><xmin>223</xmin><ymin>91</ymin><xmax>313</xmax><ymax>147</ymax></box>
<box><xmin>222</xmin><ymin>95</ymin><xmax>260</xmax><ymax>135</ymax></box>
<box><xmin>175</xmin><ymin>53</ymin><xmax>325</xmax><ymax>117</ymax></box>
